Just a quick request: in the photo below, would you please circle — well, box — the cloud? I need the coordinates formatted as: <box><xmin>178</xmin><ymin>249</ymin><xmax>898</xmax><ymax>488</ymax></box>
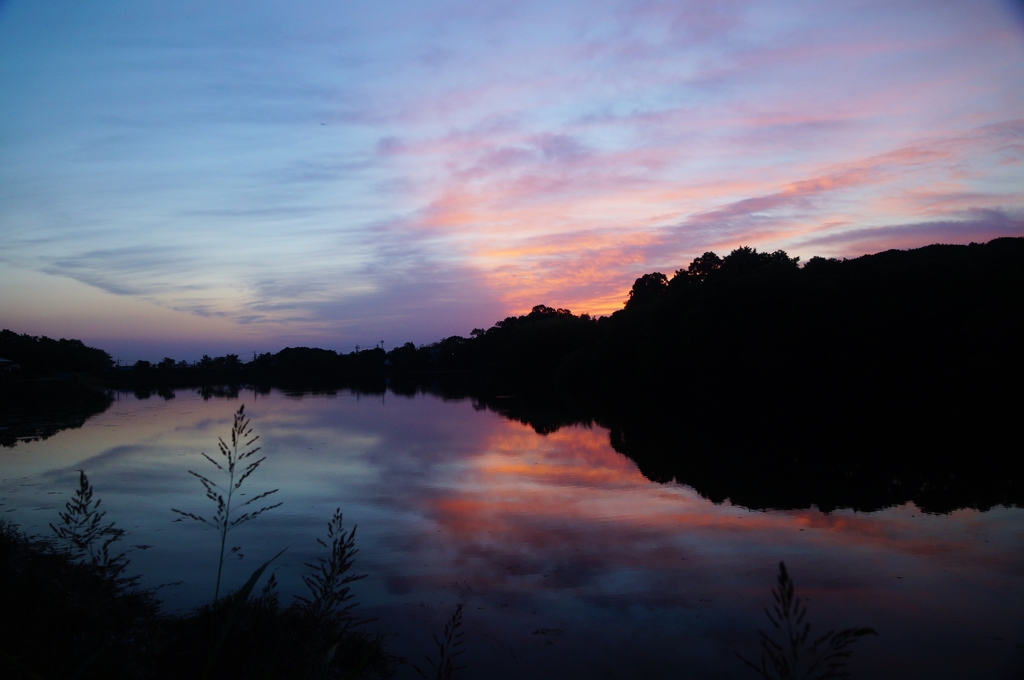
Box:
<box><xmin>2</xmin><ymin>0</ymin><xmax>1023</xmax><ymax>351</ymax></box>
<box><xmin>43</xmin><ymin>246</ymin><xmax>210</xmax><ymax>297</ymax></box>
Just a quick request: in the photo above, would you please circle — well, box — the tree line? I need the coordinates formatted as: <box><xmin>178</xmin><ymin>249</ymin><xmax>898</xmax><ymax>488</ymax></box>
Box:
<box><xmin>4</xmin><ymin>236</ymin><xmax>1023</xmax><ymax>424</ymax></box>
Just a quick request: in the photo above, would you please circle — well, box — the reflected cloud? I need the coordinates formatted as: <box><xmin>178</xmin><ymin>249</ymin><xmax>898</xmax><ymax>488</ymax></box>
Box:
<box><xmin>2</xmin><ymin>389</ymin><xmax>1022</xmax><ymax>677</ymax></box>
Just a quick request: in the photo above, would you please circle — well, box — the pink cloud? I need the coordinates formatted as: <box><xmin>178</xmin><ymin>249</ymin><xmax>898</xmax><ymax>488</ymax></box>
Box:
<box><xmin>366</xmin><ymin>116</ymin><xmax>1023</xmax><ymax>321</ymax></box>
<box><xmin>794</xmin><ymin>209</ymin><xmax>1024</xmax><ymax>256</ymax></box>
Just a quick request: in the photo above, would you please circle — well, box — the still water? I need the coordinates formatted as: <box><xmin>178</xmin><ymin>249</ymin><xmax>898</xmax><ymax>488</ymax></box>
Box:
<box><xmin>1</xmin><ymin>388</ymin><xmax>1022</xmax><ymax>679</ymax></box>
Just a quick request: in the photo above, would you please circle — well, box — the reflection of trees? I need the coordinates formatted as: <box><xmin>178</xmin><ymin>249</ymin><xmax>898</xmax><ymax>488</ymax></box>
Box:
<box><xmin>435</xmin><ymin>383</ymin><xmax>1022</xmax><ymax>514</ymax></box>
<box><xmin>0</xmin><ymin>378</ymin><xmax>113</xmax><ymax>448</ymax></box>
<box><xmin>315</xmin><ymin>364</ymin><xmax>1024</xmax><ymax>514</ymax></box>
<box><xmin>198</xmin><ymin>384</ymin><xmax>241</xmax><ymax>401</ymax></box>
<box><xmin>601</xmin><ymin>390</ymin><xmax>1023</xmax><ymax>513</ymax></box>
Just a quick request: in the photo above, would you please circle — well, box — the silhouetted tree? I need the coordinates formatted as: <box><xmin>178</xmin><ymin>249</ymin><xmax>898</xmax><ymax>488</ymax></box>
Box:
<box><xmin>675</xmin><ymin>251</ymin><xmax>723</xmax><ymax>283</ymax></box>
<box><xmin>528</xmin><ymin>304</ymin><xmax>574</xmax><ymax>317</ymax></box>
<box><xmin>720</xmin><ymin>246</ymin><xmax>799</xmax><ymax>277</ymax></box>
<box><xmin>625</xmin><ymin>272</ymin><xmax>669</xmax><ymax>307</ymax></box>
<box><xmin>803</xmin><ymin>256</ymin><xmax>842</xmax><ymax>271</ymax></box>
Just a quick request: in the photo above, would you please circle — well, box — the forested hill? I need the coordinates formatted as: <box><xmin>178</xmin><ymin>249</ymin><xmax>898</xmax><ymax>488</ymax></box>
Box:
<box><xmin>398</xmin><ymin>236</ymin><xmax>1024</xmax><ymax>390</ymax></box>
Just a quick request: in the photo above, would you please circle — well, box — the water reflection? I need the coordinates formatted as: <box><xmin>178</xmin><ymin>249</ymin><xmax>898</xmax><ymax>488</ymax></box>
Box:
<box><xmin>0</xmin><ymin>388</ymin><xmax>1022</xmax><ymax>679</ymax></box>
<box><xmin>0</xmin><ymin>378</ymin><xmax>112</xmax><ymax>448</ymax></box>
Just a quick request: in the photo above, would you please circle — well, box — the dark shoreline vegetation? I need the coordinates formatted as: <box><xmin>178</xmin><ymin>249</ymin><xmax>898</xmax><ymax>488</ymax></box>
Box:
<box><xmin>3</xmin><ymin>237</ymin><xmax>1023</xmax><ymax>514</ymax></box>
<box><xmin>0</xmin><ymin>408</ymin><xmax>401</xmax><ymax>680</ymax></box>
<box><xmin>0</xmin><ymin>478</ymin><xmax>397</xmax><ymax>680</ymax></box>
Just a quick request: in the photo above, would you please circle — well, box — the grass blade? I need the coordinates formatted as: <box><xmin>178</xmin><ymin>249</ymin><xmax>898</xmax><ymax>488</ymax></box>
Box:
<box><xmin>203</xmin><ymin>547</ymin><xmax>286</xmax><ymax>679</ymax></box>
<box><xmin>310</xmin><ymin>642</ymin><xmax>338</xmax><ymax>680</ymax></box>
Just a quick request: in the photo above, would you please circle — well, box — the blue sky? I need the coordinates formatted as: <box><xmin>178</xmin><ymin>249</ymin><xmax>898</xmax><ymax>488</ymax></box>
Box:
<box><xmin>2</xmin><ymin>0</ymin><xmax>1023</xmax><ymax>361</ymax></box>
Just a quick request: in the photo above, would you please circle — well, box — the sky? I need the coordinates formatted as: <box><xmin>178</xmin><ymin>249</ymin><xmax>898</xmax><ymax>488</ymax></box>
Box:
<box><xmin>1</xmin><ymin>0</ymin><xmax>1023</xmax><ymax>361</ymax></box>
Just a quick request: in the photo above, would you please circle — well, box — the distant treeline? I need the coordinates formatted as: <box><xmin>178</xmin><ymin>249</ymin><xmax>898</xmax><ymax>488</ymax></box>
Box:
<box><xmin>0</xmin><ymin>330</ymin><xmax>113</xmax><ymax>374</ymax></box>
<box><xmin>121</xmin><ymin>347</ymin><xmax>389</xmax><ymax>385</ymax></box>
<box><xmin>395</xmin><ymin>237</ymin><xmax>1024</xmax><ymax>389</ymax></box>
<box><xmin>165</xmin><ymin>236</ymin><xmax>1019</xmax><ymax>394</ymax></box>
<box><xmin>5</xmin><ymin>237</ymin><xmax>1024</xmax><ymax>391</ymax></box>
<box><xmin>4</xmin><ymin>237</ymin><xmax>1023</xmax><ymax>447</ymax></box>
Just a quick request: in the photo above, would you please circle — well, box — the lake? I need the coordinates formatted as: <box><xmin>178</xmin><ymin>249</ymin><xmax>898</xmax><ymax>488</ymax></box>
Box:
<box><xmin>1</xmin><ymin>386</ymin><xmax>1022</xmax><ymax>679</ymax></box>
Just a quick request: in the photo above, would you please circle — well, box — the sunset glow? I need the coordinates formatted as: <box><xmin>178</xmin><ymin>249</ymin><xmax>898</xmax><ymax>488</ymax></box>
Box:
<box><xmin>1</xmin><ymin>0</ymin><xmax>1022</xmax><ymax>359</ymax></box>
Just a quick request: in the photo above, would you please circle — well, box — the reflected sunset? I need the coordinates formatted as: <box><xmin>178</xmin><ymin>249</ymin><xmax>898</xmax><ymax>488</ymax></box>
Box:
<box><xmin>2</xmin><ymin>388</ymin><xmax>1019</xmax><ymax>678</ymax></box>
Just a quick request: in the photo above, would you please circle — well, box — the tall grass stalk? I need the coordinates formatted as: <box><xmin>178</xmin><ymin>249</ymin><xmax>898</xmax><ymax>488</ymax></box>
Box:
<box><xmin>172</xmin><ymin>404</ymin><xmax>281</xmax><ymax>600</ymax></box>
<box><xmin>50</xmin><ymin>469</ymin><xmax>128</xmax><ymax>579</ymax></box>
<box><xmin>414</xmin><ymin>604</ymin><xmax>465</xmax><ymax>680</ymax></box>
<box><xmin>295</xmin><ymin>507</ymin><xmax>368</xmax><ymax>636</ymax></box>
<box><xmin>203</xmin><ymin>548</ymin><xmax>285</xmax><ymax>679</ymax></box>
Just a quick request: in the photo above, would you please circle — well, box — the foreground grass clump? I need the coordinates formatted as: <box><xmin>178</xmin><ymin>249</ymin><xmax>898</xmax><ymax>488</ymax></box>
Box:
<box><xmin>1</xmin><ymin>408</ymin><xmax>392</xmax><ymax>680</ymax></box>
<box><xmin>0</xmin><ymin>519</ymin><xmax>396</xmax><ymax>680</ymax></box>
<box><xmin>154</xmin><ymin>578</ymin><xmax>392</xmax><ymax>679</ymax></box>
<box><xmin>0</xmin><ymin>519</ymin><xmax>160</xmax><ymax>679</ymax></box>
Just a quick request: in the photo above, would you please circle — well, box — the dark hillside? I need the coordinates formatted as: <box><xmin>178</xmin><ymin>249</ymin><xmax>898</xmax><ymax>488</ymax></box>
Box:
<box><xmin>569</xmin><ymin>237</ymin><xmax>1023</xmax><ymax>393</ymax></box>
<box><xmin>397</xmin><ymin>238</ymin><xmax>1022</xmax><ymax>395</ymax></box>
